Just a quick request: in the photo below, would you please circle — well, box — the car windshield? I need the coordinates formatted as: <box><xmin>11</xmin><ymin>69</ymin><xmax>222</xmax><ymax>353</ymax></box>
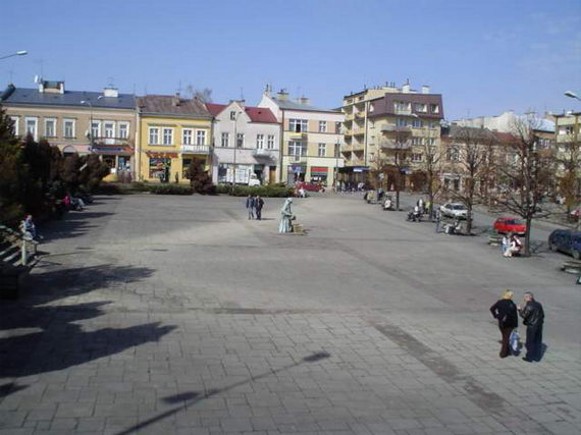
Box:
<box><xmin>451</xmin><ymin>204</ymin><xmax>466</xmax><ymax>210</ymax></box>
<box><xmin>506</xmin><ymin>219</ymin><xmax>524</xmax><ymax>225</ymax></box>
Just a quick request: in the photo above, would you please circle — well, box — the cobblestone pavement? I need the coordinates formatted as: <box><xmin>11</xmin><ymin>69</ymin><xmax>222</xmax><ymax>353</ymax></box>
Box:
<box><xmin>1</xmin><ymin>193</ymin><xmax>580</xmax><ymax>435</ymax></box>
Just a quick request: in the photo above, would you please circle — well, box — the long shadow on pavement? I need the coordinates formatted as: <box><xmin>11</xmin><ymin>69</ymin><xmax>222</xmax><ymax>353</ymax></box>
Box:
<box><xmin>115</xmin><ymin>352</ymin><xmax>331</xmax><ymax>435</ymax></box>
<box><xmin>0</xmin><ymin>263</ymin><xmax>175</xmax><ymax>395</ymax></box>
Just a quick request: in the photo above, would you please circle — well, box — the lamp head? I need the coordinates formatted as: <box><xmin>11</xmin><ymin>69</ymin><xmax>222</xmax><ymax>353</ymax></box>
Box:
<box><xmin>564</xmin><ymin>90</ymin><xmax>579</xmax><ymax>99</ymax></box>
<box><xmin>16</xmin><ymin>50</ymin><xmax>27</xmax><ymax>56</ymax></box>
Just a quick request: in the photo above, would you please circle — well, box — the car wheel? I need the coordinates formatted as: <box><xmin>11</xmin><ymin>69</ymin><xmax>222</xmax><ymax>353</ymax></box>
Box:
<box><xmin>573</xmin><ymin>249</ymin><xmax>580</xmax><ymax>260</ymax></box>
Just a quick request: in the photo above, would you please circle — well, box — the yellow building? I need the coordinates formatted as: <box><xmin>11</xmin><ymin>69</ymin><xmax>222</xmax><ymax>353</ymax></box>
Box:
<box><xmin>136</xmin><ymin>95</ymin><xmax>213</xmax><ymax>183</ymax></box>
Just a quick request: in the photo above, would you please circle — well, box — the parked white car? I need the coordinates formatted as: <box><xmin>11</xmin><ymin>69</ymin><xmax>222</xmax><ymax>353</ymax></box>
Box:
<box><xmin>440</xmin><ymin>203</ymin><xmax>468</xmax><ymax>219</ymax></box>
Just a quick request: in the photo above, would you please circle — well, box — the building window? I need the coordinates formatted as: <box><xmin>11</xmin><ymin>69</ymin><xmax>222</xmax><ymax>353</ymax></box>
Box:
<box><xmin>414</xmin><ymin>103</ymin><xmax>427</xmax><ymax>113</ymax></box>
<box><xmin>289</xmin><ymin>141</ymin><xmax>305</xmax><ymax>158</ymax></box>
<box><xmin>118</xmin><ymin>122</ymin><xmax>129</xmax><ymax>139</ymax></box>
<box><xmin>289</xmin><ymin>119</ymin><xmax>308</xmax><ymax>133</ymax></box>
<box><xmin>430</xmin><ymin>104</ymin><xmax>440</xmax><ymax>114</ymax></box>
<box><xmin>104</xmin><ymin>122</ymin><xmax>115</xmax><ymax>138</ymax></box>
<box><xmin>236</xmin><ymin>133</ymin><xmax>244</xmax><ymax>148</ymax></box>
<box><xmin>318</xmin><ymin>143</ymin><xmax>326</xmax><ymax>157</ymax></box>
<box><xmin>394</xmin><ymin>101</ymin><xmax>411</xmax><ymax>113</ymax></box>
<box><xmin>45</xmin><ymin>118</ymin><xmax>56</xmax><ymax>137</ymax></box>
<box><xmin>221</xmin><ymin>132</ymin><xmax>229</xmax><ymax>147</ymax></box>
<box><xmin>256</xmin><ymin>134</ymin><xmax>264</xmax><ymax>149</ymax></box>
<box><xmin>64</xmin><ymin>119</ymin><xmax>75</xmax><ymax>138</ymax></box>
<box><xmin>396</xmin><ymin>118</ymin><xmax>407</xmax><ymax>127</ymax></box>
<box><xmin>426</xmin><ymin>138</ymin><xmax>435</xmax><ymax>146</ymax></box>
<box><xmin>91</xmin><ymin>121</ymin><xmax>100</xmax><ymax>140</ymax></box>
<box><xmin>183</xmin><ymin>129</ymin><xmax>193</xmax><ymax>145</ymax></box>
<box><xmin>411</xmin><ymin>153</ymin><xmax>423</xmax><ymax>162</ymax></box>
<box><xmin>447</xmin><ymin>146</ymin><xmax>460</xmax><ymax>162</ymax></box>
<box><xmin>267</xmin><ymin>134</ymin><xmax>275</xmax><ymax>149</ymax></box>
<box><xmin>162</xmin><ymin>128</ymin><xmax>173</xmax><ymax>145</ymax></box>
<box><xmin>149</xmin><ymin>127</ymin><xmax>160</xmax><ymax>145</ymax></box>
<box><xmin>412</xmin><ymin>137</ymin><xmax>422</xmax><ymax>146</ymax></box>
<box><xmin>9</xmin><ymin>116</ymin><xmax>19</xmax><ymax>135</ymax></box>
<box><xmin>25</xmin><ymin>117</ymin><xmax>38</xmax><ymax>140</ymax></box>
<box><xmin>318</xmin><ymin>121</ymin><xmax>327</xmax><ymax>133</ymax></box>
<box><xmin>412</xmin><ymin>119</ymin><xmax>423</xmax><ymax>128</ymax></box>
<box><xmin>230</xmin><ymin>111</ymin><xmax>237</xmax><ymax>120</ymax></box>
<box><xmin>196</xmin><ymin>130</ymin><xmax>206</xmax><ymax>145</ymax></box>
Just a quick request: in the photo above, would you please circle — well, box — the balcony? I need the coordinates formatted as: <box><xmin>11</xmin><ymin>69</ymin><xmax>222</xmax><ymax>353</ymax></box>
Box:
<box><xmin>181</xmin><ymin>144</ymin><xmax>210</xmax><ymax>154</ymax></box>
<box><xmin>253</xmin><ymin>149</ymin><xmax>276</xmax><ymax>160</ymax></box>
<box><xmin>289</xmin><ymin>131</ymin><xmax>307</xmax><ymax>140</ymax></box>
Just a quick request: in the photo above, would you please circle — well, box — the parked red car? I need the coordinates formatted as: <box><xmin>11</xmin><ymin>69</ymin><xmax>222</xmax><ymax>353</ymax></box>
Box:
<box><xmin>493</xmin><ymin>217</ymin><xmax>527</xmax><ymax>235</ymax></box>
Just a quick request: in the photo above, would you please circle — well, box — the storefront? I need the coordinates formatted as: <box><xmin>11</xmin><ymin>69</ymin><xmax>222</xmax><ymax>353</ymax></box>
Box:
<box><xmin>92</xmin><ymin>145</ymin><xmax>133</xmax><ymax>182</ymax></box>
<box><xmin>146</xmin><ymin>151</ymin><xmax>178</xmax><ymax>183</ymax></box>
<box><xmin>309</xmin><ymin>166</ymin><xmax>329</xmax><ymax>184</ymax></box>
<box><xmin>287</xmin><ymin>163</ymin><xmax>306</xmax><ymax>185</ymax></box>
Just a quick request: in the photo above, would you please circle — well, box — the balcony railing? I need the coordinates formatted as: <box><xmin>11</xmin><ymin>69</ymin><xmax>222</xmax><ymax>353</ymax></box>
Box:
<box><xmin>181</xmin><ymin>144</ymin><xmax>210</xmax><ymax>154</ymax></box>
<box><xmin>253</xmin><ymin>149</ymin><xmax>276</xmax><ymax>158</ymax></box>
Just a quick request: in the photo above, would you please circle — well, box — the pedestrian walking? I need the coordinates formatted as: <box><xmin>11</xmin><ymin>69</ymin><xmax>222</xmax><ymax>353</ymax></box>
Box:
<box><xmin>255</xmin><ymin>195</ymin><xmax>265</xmax><ymax>220</ymax></box>
<box><xmin>245</xmin><ymin>195</ymin><xmax>255</xmax><ymax>220</ymax></box>
<box><xmin>489</xmin><ymin>289</ymin><xmax>519</xmax><ymax>358</ymax></box>
<box><xmin>434</xmin><ymin>209</ymin><xmax>441</xmax><ymax>233</ymax></box>
<box><xmin>518</xmin><ymin>292</ymin><xmax>545</xmax><ymax>362</ymax></box>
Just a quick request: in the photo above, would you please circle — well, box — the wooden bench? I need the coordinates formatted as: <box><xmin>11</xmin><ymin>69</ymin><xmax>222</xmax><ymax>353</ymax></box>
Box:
<box><xmin>562</xmin><ymin>260</ymin><xmax>581</xmax><ymax>275</ymax></box>
<box><xmin>0</xmin><ymin>225</ymin><xmax>40</xmax><ymax>299</ymax></box>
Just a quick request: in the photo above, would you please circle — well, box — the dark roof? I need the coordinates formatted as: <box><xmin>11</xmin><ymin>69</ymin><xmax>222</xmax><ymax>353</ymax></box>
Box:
<box><xmin>0</xmin><ymin>85</ymin><xmax>135</xmax><ymax>109</ymax></box>
<box><xmin>369</xmin><ymin>92</ymin><xmax>444</xmax><ymax>120</ymax></box>
<box><xmin>206</xmin><ymin>103</ymin><xmax>278</xmax><ymax>123</ymax></box>
<box><xmin>137</xmin><ymin>95</ymin><xmax>211</xmax><ymax>118</ymax></box>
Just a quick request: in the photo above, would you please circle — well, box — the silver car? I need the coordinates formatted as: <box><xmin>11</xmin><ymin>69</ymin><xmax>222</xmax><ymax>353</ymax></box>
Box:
<box><xmin>440</xmin><ymin>203</ymin><xmax>468</xmax><ymax>219</ymax></box>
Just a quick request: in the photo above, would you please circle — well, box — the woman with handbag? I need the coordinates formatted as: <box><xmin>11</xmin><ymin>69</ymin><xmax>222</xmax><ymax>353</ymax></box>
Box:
<box><xmin>490</xmin><ymin>289</ymin><xmax>519</xmax><ymax>358</ymax></box>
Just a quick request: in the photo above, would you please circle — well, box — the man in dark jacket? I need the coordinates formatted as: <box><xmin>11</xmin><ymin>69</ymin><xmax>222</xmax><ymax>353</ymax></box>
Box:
<box><xmin>254</xmin><ymin>195</ymin><xmax>265</xmax><ymax>220</ymax></box>
<box><xmin>490</xmin><ymin>289</ymin><xmax>519</xmax><ymax>358</ymax></box>
<box><xmin>518</xmin><ymin>292</ymin><xmax>545</xmax><ymax>362</ymax></box>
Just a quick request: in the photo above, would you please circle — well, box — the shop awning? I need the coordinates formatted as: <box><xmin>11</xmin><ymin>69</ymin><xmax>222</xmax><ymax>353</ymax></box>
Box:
<box><xmin>310</xmin><ymin>166</ymin><xmax>329</xmax><ymax>175</ymax></box>
<box><xmin>146</xmin><ymin>151</ymin><xmax>179</xmax><ymax>159</ymax></box>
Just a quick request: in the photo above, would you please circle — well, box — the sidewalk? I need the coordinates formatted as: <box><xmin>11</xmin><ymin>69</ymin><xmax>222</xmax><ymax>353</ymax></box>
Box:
<box><xmin>1</xmin><ymin>194</ymin><xmax>580</xmax><ymax>434</ymax></box>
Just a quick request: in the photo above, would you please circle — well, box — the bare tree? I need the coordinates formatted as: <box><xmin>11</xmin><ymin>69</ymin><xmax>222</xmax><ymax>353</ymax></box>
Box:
<box><xmin>416</xmin><ymin>127</ymin><xmax>442</xmax><ymax>217</ymax></box>
<box><xmin>378</xmin><ymin>126</ymin><xmax>412</xmax><ymax>210</ymax></box>
<box><xmin>446</xmin><ymin>126</ymin><xmax>493</xmax><ymax>234</ymax></box>
<box><xmin>495</xmin><ymin>116</ymin><xmax>555</xmax><ymax>256</ymax></box>
<box><xmin>185</xmin><ymin>85</ymin><xmax>213</xmax><ymax>103</ymax></box>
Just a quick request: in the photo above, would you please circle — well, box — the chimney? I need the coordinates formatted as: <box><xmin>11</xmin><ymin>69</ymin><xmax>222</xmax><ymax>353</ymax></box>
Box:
<box><xmin>299</xmin><ymin>96</ymin><xmax>310</xmax><ymax>105</ymax></box>
<box><xmin>402</xmin><ymin>83</ymin><xmax>411</xmax><ymax>93</ymax></box>
<box><xmin>172</xmin><ymin>93</ymin><xmax>181</xmax><ymax>106</ymax></box>
<box><xmin>421</xmin><ymin>85</ymin><xmax>430</xmax><ymax>94</ymax></box>
<box><xmin>103</xmin><ymin>86</ymin><xmax>119</xmax><ymax>98</ymax></box>
<box><xmin>276</xmin><ymin>89</ymin><xmax>288</xmax><ymax>101</ymax></box>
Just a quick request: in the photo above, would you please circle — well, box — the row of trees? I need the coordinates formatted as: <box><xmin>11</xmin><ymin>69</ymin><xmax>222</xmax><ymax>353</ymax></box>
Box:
<box><xmin>0</xmin><ymin>105</ymin><xmax>110</xmax><ymax>226</ymax></box>
<box><xmin>375</xmin><ymin>116</ymin><xmax>580</xmax><ymax>256</ymax></box>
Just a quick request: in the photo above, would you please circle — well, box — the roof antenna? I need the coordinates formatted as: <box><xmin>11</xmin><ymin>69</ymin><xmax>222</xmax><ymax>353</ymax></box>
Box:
<box><xmin>240</xmin><ymin>87</ymin><xmax>244</xmax><ymax>101</ymax></box>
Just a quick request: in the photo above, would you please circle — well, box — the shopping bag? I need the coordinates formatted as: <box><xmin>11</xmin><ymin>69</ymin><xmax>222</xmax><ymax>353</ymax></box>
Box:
<box><xmin>509</xmin><ymin>329</ymin><xmax>520</xmax><ymax>354</ymax></box>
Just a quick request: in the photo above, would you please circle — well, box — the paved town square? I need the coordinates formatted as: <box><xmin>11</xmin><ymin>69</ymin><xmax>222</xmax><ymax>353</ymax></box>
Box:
<box><xmin>1</xmin><ymin>193</ymin><xmax>580</xmax><ymax>435</ymax></box>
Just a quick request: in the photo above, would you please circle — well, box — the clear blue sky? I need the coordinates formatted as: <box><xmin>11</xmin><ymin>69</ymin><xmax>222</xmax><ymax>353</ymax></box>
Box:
<box><xmin>2</xmin><ymin>0</ymin><xmax>580</xmax><ymax>120</ymax></box>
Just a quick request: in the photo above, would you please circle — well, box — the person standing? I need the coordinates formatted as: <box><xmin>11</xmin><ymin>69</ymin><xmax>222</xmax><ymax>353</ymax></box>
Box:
<box><xmin>518</xmin><ymin>292</ymin><xmax>544</xmax><ymax>362</ymax></box>
<box><xmin>245</xmin><ymin>194</ymin><xmax>255</xmax><ymax>220</ymax></box>
<box><xmin>255</xmin><ymin>195</ymin><xmax>265</xmax><ymax>220</ymax></box>
<box><xmin>489</xmin><ymin>289</ymin><xmax>519</xmax><ymax>358</ymax></box>
<box><xmin>434</xmin><ymin>208</ymin><xmax>441</xmax><ymax>233</ymax></box>
<box><xmin>279</xmin><ymin>197</ymin><xmax>293</xmax><ymax>233</ymax></box>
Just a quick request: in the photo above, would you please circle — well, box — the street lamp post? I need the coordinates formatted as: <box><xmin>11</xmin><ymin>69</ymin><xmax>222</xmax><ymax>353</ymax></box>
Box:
<box><xmin>564</xmin><ymin>91</ymin><xmax>581</xmax><ymax>102</ymax></box>
<box><xmin>80</xmin><ymin>100</ymin><xmax>95</xmax><ymax>152</ymax></box>
<box><xmin>564</xmin><ymin>91</ymin><xmax>581</xmax><ymax>229</ymax></box>
<box><xmin>231</xmin><ymin>111</ymin><xmax>243</xmax><ymax>193</ymax></box>
<box><xmin>0</xmin><ymin>50</ymin><xmax>27</xmax><ymax>61</ymax></box>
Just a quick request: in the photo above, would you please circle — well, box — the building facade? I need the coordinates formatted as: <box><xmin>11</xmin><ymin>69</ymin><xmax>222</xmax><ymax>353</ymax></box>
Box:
<box><xmin>258</xmin><ymin>87</ymin><xmax>344</xmax><ymax>186</ymax></box>
<box><xmin>206</xmin><ymin>101</ymin><xmax>280</xmax><ymax>185</ymax></box>
<box><xmin>341</xmin><ymin>82</ymin><xmax>443</xmax><ymax>188</ymax></box>
<box><xmin>136</xmin><ymin>95</ymin><xmax>212</xmax><ymax>183</ymax></box>
<box><xmin>1</xmin><ymin>80</ymin><xmax>136</xmax><ymax>181</ymax></box>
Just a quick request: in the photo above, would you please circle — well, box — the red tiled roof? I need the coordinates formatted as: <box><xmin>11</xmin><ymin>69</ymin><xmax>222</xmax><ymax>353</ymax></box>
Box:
<box><xmin>205</xmin><ymin>103</ymin><xmax>226</xmax><ymax>116</ymax></box>
<box><xmin>205</xmin><ymin>103</ymin><xmax>278</xmax><ymax>124</ymax></box>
